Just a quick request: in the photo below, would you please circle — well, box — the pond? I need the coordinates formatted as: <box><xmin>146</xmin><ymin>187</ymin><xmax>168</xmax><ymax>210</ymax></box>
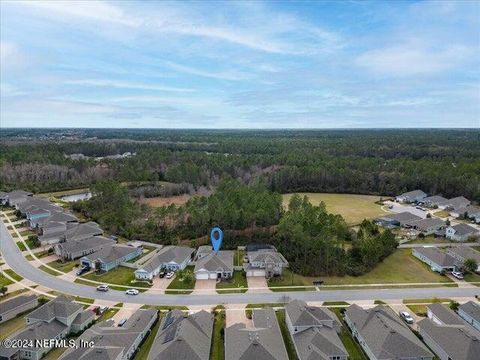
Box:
<box><xmin>61</xmin><ymin>192</ymin><xmax>92</xmax><ymax>202</ymax></box>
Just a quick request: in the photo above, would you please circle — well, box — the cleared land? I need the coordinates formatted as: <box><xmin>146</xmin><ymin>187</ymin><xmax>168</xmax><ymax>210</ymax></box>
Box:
<box><xmin>140</xmin><ymin>194</ymin><xmax>191</xmax><ymax>207</ymax></box>
<box><xmin>282</xmin><ymin>193</ymin><xmax>386</xmax><ymax>225</ymax></box>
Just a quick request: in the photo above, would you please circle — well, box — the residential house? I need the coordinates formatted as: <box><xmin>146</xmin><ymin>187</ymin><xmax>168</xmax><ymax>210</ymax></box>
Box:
<box><xmin>438</xmin><ymin>196</ymin><xmax>471</xmax><ymax>211</ymax></box>
<box><xmin>396</xmin><ymin>190</ymin><xmax>427</xmax><ymax>203</ymax></box>
<box><xmin>147</xmin><ymin>309</ymin><xmax>213</xmax><ymax>360</ymax></box>
<box><xmin>412</xmin><ymin>247</ymin><xmax>457</xmax><ymax>272</ymax></box>
<box><xmin>4</xmin><ymin>190</ymin><xmax>33</xmax><ymax>208</ymax></box>
<box><xmin>418</xmin><ymin>303</ymin><xmax>480</xmax><ymax>360</ymax></box>
<box><xmin>446</xmin><ymin>224</ymin><xmax>479</xmax><ymax>242</ymax></box>
<box><xmin>406</xmin><ymin>218</ymin><xmax>445</xmax><ymax>235</ymax></box>
<box><xmin>60</xmin><ymin>309</ymin><xmax>158</xmax><ymax>360</ymax></box>
<box><xmin>194</xmin><ymin>250</ymin><xmax>234</xmax><ymax>280</ymax></box>
<box><xmin>375</xmin><ymin>212</ymin><xmax>422</xmax><ymax>228</ymax></box>
<box><xmin>285</xmin><ymin>299</ymin><xmax>347</xmax><ymax>360</ymax></box>
<box><xmin>43</xmin><ymin>221</ymin><xmax>103</xmax><ymax>246</ymax></box>
<box><xmin>451</xmin><ymin>205</ymin><xmax>480</xmax><ymax>220</ymax></box>
<box><xmin>422</xmin><ymin>195</ymin><xmax>448</xmax><ymax>208</ymax></box>
<box><xmin>244</xmin><ymin>248</ymin><xmax>289</xmax><ymax>278</ymax></box>
<box><xmin>0</xmin><ymin>296</ymin><xmax>94</xmax><ymax>360</ymax></box>
<box><xmin>344</xmin><ymin>305</ymin><xmax>433</xmax><ymax>360</ymax></box>
<box><xmin>55</xmin><ymin>235</ymin><xmax>115</xmax><ymax>260</ymax></box>
<box><xmin>80</xmin><ymin>244</ymin><xmax>142</xmax><ymax>272</ymax></box>
<box><xmin>0</xmin><ymin>295</ymin><xmax>38</xmax><ymax>324</ymax></box>
<box><xmin>458</xmin><ymin>301</ymin><xmax>480</xmax><ymax>332</ymax></box>
<box><xmin>446</xmin><ymin>247</ymin><xmax>480</xmax><ymax>272</ymax></box>
<box><xmin>34</xmin><ymin>211</ymin><xmax>78</xmax><ymax>232</ymax></box>
<box><xmin>134</xmin><ymin>246</ymin><xmax>194</xmax><ymax>280</ymax></box>
<box><xmin>195</xmin><ymin>245</ymin><xmax>213</xmax><ymax>260</ymax></box>
<box><xmin>0</xmin><ymin>191</ymin><xmax>8</xmax><ymax>205</ymax></box>
<box><xmin>225</xmin><ymin>308</ymin><xmax>289</xmax><ymax>360</ymax></box>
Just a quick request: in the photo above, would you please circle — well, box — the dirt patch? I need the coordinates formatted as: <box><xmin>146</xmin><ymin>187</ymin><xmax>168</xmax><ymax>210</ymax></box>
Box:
<box><xmin>140</xmin><ymin>194</ymin><xmax>192</xmax><ymax>207</ymax></box>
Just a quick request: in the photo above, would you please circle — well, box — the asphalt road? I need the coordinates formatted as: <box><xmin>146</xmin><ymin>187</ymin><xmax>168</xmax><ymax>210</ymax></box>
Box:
<box><xmin>1</xmin><ymin>222</ymin><xmax>478</xmax><ymax>305</ymax></box>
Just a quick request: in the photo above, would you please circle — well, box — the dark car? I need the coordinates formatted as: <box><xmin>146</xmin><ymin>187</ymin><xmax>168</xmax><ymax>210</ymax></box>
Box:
<box><xmin>159</xmin><ymin>272</ymin><xmax>166</xmax><ymax>278</ymax></box>
<box><xmin>76</xmin><ymin>265</ymin><xmax>90</xmax><ymax>276</ymax></box>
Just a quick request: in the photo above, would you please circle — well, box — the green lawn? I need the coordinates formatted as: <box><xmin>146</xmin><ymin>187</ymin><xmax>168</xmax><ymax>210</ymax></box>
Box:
<box><xmin>464</xmin><ymin>272</ymin><xmax>480</xmax><ymax>285</ymax></box>
<box><xmin>433</xmin><ymin>210</ymin><xmax>450</xmax><ymax>218</ymax></box>
<box><xmin>1</xmin><ymin>269</ymin><xmax>23</xmax><ymax>286</ymax></box>
<box><xmin>407</xmin><ymin>235</ymin><xmax>449</xmax><ymax>244</ymax></box>
<box><xmin>165</xmin><ymin>266</ymin><xmax>195</xmax><ymax>294</ymax></box>
<box><xmin>16</xmin><ymin>241</ymin><xmax>26</xmax><ymax>251</ymax></box>
<box><xmin>406</xmin><ymin>304</ymin><xmax>428</xmax><ymax>316</ymax></box>
<box><xmin>82</xmin><ymin>266</ymin><xmax>151</xmax><ymax>288</ymax></box>
<box><xmin>0</xmin><ymin>288</ymin><xmax>29</xmax><ymax>301</ymax></box>
<box><xmin>323</xmin><ymin>301</ymin><xmax>350</xmax><ymax>306</ymax></box>
<box><xmin>234</xmin><ymin>249</ymin><xmax>245</xmax><ymax>266</ymax></box>
<box><xmin>133</xmin><ymin>315</ymin><xmax>161</xmax><ymax>360</ymax></box>
<box><xmin>210</xmin><ymin>310</ymin><xmax>225</xmax><ymax>360</ymax></box>
<box><xmin>216</xmin><ymin>271</ymin><xmax>248</xmax><ymax>293</ymax></box>
<box><xmin>0</xmin><ymin>273</ymin><xmax>14</xmax><ymax>287</ymax></box>
<box><xmin>74</xmin><ymin>296</ymin><xmax>94</xmax><ymax>305</ymax></box>
<box><xmin>39</xmin><ymin>260</ymin><xmax>79</xmax><ymax>276</ymax></box>
<box><xmin>0</xmin><ymin>316</ymin><xmax>26</xmax><ymax>340</ymax></box>
<box><xmin>330</xmin><ymin>308</ymin><xmax>368</xmax><ymax>360</ymax></box>
<box><xmin>321</xmin><ymin>249</ymin><xmax>455</xmax><ymax>286</ymax></box>
<box><xmin>403</xmin><ymin>298</ymin><xmax>450</xmax><ymax>304</ymax></box>
<box><xmin>268</xmin><ymin>269</ymin><xmax>311</xmax><ymax>291</ymax></box>
<box><xmin>282</xmin><ymin>193</ymin><xmax>386</xmax><ymax>225</ymax></box>
<box><xmin>276</xmin><ymin>310</ymin><xmax>299</xmax><ymax>360</ymax></box>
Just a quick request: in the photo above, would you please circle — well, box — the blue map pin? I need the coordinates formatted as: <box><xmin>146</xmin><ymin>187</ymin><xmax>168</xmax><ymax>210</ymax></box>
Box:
<box><xmin>210</xmin><ymin>227</ymin><xmax>223</xmax><ymax>253</ymax></box>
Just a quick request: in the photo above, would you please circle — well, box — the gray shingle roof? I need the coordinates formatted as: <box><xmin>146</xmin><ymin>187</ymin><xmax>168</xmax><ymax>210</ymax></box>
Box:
<box><xmin>414</xmin><ymin>247</ymin><xmax>457</xmax><ymax>267</ymax></box>
<box><xmin>82</xmin><ymin>244</ymin><xmax>139</xmax><ymax>264</ymax></box>
<box><xmin>226</xmin><ymin>308</ymin><xmax>288</xmax><ymax>360</ymax></box>
<box><xmin>58</xmin><ymin>235</ymin><xmax>115</xmax><ymax>255</ymax></box>
<box><xmin>194</xmin><ymin>251</ymin><xmax>234</xmax><ymax>273</ymax></box>
<box><xmin>427</xmin><ymin>303</ymin><xmax>465</xmax><ymax>326</ymax></box>
<box><xmin>247</xmin><ymin>250</ymin><xmax>288</xmax><ymax>265</ymax></box>
<box><xmin>398</xmin><ymin>190</ymin><xmax>427</xmax><ymax>199</ymax></box>
<box><xmin>345</xmin><ymin>305</ymin><xmax>433</xmax><ymax>360</ymax></box>
<box><xmin>147</xmin><ymin>310</ymin><xmax>213</xmax><ymax>360</ymax></box>
<box><xmin>36</xmin><ymin>211</ymin><xmax>78</xmax><ymax>226</ymax></box>
<box><xmin>72</xmin><ymin>310</ymin><xmax>95</xmax><ymax>325</ymax></box>
<box><xmin>447</xmin><ymin>247</ymin><xmax>480</xmax><ymax>263</ymax></box>
<box><xmin>64</xmin><ymin>222</ymin><xmax>103</xmax><ymax>241</ymax></box>
<box><xmin>381</xmin><ymin>211</ymin><xmax>422</xmax><ymax>223</ymax></box>
<box><xmin>422</xmin><ymin>195</ymin><xmax>448</xmax><ymax>205</ymax></box>
<box><xmin>27</xmin><ymin>296</ymin><xmax>82</xmax><ymax>322</ymax></box>
<box><xmin>286</xmin><ymin>299</ymin><xmax>337</xmax><ymax>327</ymax></box>
<box><xmin>0</xmin><ymin>294</ymin><xmax>37</xmax><ymax>316</ymax></box>
<box><xmin>459</xmin><ymin>301</ymin><xmax>480</xmax><ymax>322</ymax></box>
<box><xmin>449</xmin><ymin>223</ymin><xmax>478</xmax><ymax>236</ymax></box>
<box><xmin>441</xmin><ymin>196</ymin><xmax>471</xmax><ymax>209</ymax></box>
<box><xmin>408</xmin><ymin>218</ymin><xmax>445</xmax><ymax>232</ymax></box>
<box><xmin>139</xmin><ymin>246</ymin><xmax>194</xmax><ymax>273</ymax></box>
<box><xmin>418</xmin><ymin>318</ymin><xmax>480</xmax><ymax>360</ymax></box>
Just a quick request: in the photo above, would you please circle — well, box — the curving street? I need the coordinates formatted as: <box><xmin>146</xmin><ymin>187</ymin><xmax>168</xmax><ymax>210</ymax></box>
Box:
<box><xmin>1</xmin><ymin>222</ymin><xmax>478</xmax><ymax>306</ymax></box>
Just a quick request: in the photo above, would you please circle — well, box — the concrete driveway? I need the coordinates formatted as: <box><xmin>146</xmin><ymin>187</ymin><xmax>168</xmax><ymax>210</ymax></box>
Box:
<box><xmin>146</xmin><ymin>276</ymin><xmax>175</xmax><ymax>294</ymax></box>
<box><xmin>384</xmin><ymin>201</ymin><xmax>427</xmax><ymax>219</ymax></box>
<box><xmin>226</xmin><ymin>304</ymin><xmax>252</xmax><ymax>327</ymax></box>
<box><xmin>194</xmin><ymin>279</ymin><xmax>217</xmax><ymax>294</ymax></box>
<box><xmin>387</xmin><ymin>300</ymin><xmax>424</xmax><ymax>331</ymax></box>
<box><xmin>247</xmin><ymin>276</ymin><xmax>270</xmax><ymax>293</ymax></box>
<box><xmin>111</xmin><ymin>303</ymin><xmax>142</xmax><ymax>324</ymax></box>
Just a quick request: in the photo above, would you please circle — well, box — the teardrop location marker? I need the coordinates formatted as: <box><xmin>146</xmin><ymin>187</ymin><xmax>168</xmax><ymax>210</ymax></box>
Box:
<box><xmin>210</xmin><ymin>227</ymin><xmax>223</xmax><ymax>253</ymax></box>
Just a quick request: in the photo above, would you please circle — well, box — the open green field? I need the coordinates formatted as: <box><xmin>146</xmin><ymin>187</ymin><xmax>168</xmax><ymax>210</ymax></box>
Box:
<box><xmin>216</xmin><ymin>271</ymin><xmax>248</xmax><ymax>293</ymax></box>
<box><xmin>165</xmin><ymin>266</ymin><xmax>195</xmax><ymax>294</ymax></box>
<box><xmin>282</xmin><ymin>193</ymin><xmax>386</xmax><ymax>225</ymax></box>
<box><xmin>82</xmin><ymin>266</ymin><xmax>151</xmax><ymax>288</ymax></box>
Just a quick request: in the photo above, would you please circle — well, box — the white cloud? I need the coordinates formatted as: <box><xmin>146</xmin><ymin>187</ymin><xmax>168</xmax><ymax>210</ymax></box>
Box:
<box><xmin>65</xmin><ymin>79</ymin><xmax>195</xmax><ymax>92</ymax></box>
<box><xmin>163</xmin><ymin>61</ymin><xmax>251</xmax><ymax>81</ymax></box>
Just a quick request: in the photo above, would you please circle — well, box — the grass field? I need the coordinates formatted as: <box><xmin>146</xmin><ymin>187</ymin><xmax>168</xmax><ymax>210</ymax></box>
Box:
<box><xmin>211</xmin><ymin>311</ymin><xmax>226</xmax><ymax>360</ymax></box>
<box><xmin>282</xmin><ymin>193</ymin><xmax>386</xmax><ymax>225</ymax></box>
<box><xmin>268</xmin><ymin>269</ymin><xmax>310</xmax><ymax>291</ymax></box>
<box><xmin>82</xmin><ymin>266</ymin><xmax>151</xmax><ymax>288</ymax></box>
<box><xmin>140</xmin><ymin>194</ymin><xmax>192</xmax><ymax>208</ymax></box>
<box><xmin>165</xmin><ymin>266</ymin><xmax>195</xmax><ymax>294</ymax></box>
<box><xmin>216</xmin><ymin>271</ymin><xmax>248</xmax><ymax>293</ymax></box>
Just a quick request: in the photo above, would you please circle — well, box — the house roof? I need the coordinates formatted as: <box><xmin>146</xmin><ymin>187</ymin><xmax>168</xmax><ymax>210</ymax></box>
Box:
<box><xmin>381</xmin><ymin>212</ymin><xmax>422</xmax><ymax>223</ymax></box>
<box><xmin>459</xmin><ymin>301</ymin><xmax>480</xmax><ymax>322</ymax></box>
<box><xmin>414</xmin><ymin>247</ymin><xmax>457</xmax><ymax>267</ymax></box>
<box><xmin>407</xmin><ymin>218</ymin><xmax>445</xmax><ymax>231</ymax></box>
<box><xmin>427</xmin><ymin>303</ymin><xmax>465</xmax><ymax>326</ymax></box>
<box><xmin>72</xmin><ymin>310</ymin><xmax>95</xmax><ymax>325</ymax></box>
<box><xmin>82</xmin><ymin>244</ymin><xmax>139</xmax><ymax>264</ymax></box>
<box><xmin>247</xmin><ymin>249</ymin><xmax>288</xmax><ymax>265</ymax></box>
<box><xmin>447</xmin><ymin>247</ymin><xmax>480</xmax><ymax>263</ymax></box>
<box><xmin>58</xmin><ymin>235</ymin><xmax>115</xmax><ymax>255</ymax></box>
<box><xmin>197</xmin><ymin>245</ymin><xmax>213</xmax><ymax>256</ymax></box>
<box><xmin>0</xmin><ymin>294</ymin><xmax>37</xmax><ymax>315</ymax></box>
<box><xmin>345</xmin><ymin>305</ymin><xmax>433</xmax><ymax>360</ymax></box>
<box><xmin>422</xmin><ymin>195</ymin><xmax>448</xmax><ymax>205</ymax></box>
<box><xmin>440</xmin><ymin>196</ymin><xmax>471</xmax><ymax>209</ymax></box>
<box><xmin>286</xmin><ymin>299</ymin><xmax>337</xmax><ymax>328</ymax></box>
<box><xmin>36</xmin><ymin>211</ymin><xmax>78</xmax><ymax>226</ymax></box>
<box><xmin>397</xmin><ymin>190</ymin><xmax>427</xmax><ymax>199</ymax></box>
<box><xmin>138</xmin><ymin>246</ymin><xmax>194</xmax><ymax>274</ymax></box>
<box><xmin>60</xmin><ymin>309</ymin><xmax>157</xmax><ymax>360</ymax></box>
<box><xmin>418</xmin><ymin>318</ymin><xmax>480</xmax><ymax>360</ymax></box>
<box><xmin>449</xmin><ymin>223</ymin><xmax>479</xmax><ymax>236</ymax></box>
<box><xmin>27</xmin><ymin>296</ymin><xmax>82</xmax><ymax>322</ymax></box>
<box><xmin>225</xmin><ymin>308</ymin><xmax>288</xmax><ymax>360</ymax></box>
<box><xmin>147</xmin><ymin>310</ymin><xmax>213</xmax><ymax>360</ymax></box>
<box><xmin>194</xmin><ymin>251</ymin><xmax>234</xmax><ymax>273</ymax></box>
<box><xmin>64</xmin><ymin>222</ymin><xmax>103</xmax><ymax>241</ymax></box>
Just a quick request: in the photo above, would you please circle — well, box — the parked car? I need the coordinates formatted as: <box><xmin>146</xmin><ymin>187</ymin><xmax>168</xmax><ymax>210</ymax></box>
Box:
<box><xmin>94</xmin><ymin>305</ymin><xmax>108</xmax><ymax>315</ymax></box>
<box><xmin>76</xmin><ymin>265</ymin><xmax>90</xmax><ymax>276</ymax></box>
<box><xmin>159</xmin><ymin>272</ymin><xmax>166</xmax><ymax>278</ymax></box>
<box><xmin>125</xmin><ymin>288</ymin><xmax>139</xmax><ymax>295</ymax></box>
<box><xmin>96</xmin><ymin>284</ymin><xmax>109</xmax><ymax>292</ymax></box>
<box><xmin>165</xmin><ymin>271</ymin><xmax>175</xmax><ymax>279</ymax></box>
<box><xmin>388</xmin><ymin>205</ymin><xmax>393</xmax><ymax>209</ymax></box>
<box><xmin>452</xmin><ymin>271</ymin><xmax>464</xmax><ymax>280</ymax></box>
<box><xmin>399</xmin><ymin>311</ymin><xmax>414</xmax><ymax>324</ymax></box>
<box><xmin>117</xmin><ymin>318</ymin><xmax>127</xmax><ymax>327</ymax></box>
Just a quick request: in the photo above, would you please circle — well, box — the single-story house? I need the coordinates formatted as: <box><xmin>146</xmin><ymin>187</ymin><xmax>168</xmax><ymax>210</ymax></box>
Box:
<box><xmin>134</xmin><ymin>246</ymin><xmax>194</xmax><ymax>280</ymax></box>
<box><xmin>450</xmin><ymin>205</ymin><xmax>480</xmax><ymax>219</ymax></box>
<box><xmin>445</xmin><ymin>224</ymin><xmax>479</xmax><ymax>242</ymax></box>
<box><xmin>55</xmin><ymin>235</ymin><xmax>116</xmax><ymax>260</ymax></box>
<box><xmin>375</xmin><ymin>212</ymin><xmax>422</xmax><ymax>228</ymax></box>
<box><xmin>438</xmin><ymin>196</ymin><xmax>471</xmax><ymax>210</ymax></box>
<box><xmin>412</xmin><ymin>247</ymin><xmax>457</xmax><ymax>272</ymax></box>
<box><xmin>194</xmin><ymin>250</ymin><xmax>234</xmax><ymax>280</ymax></box>
<box><xmin>34</xmin><ymin>211</ymin><xmax>78</xmax><ymax>232</ymax></box>
<box><xmin>80</xmin><ymin>244</ymin><xmax>142</xmax><ymax>272</ymax></box>
<box><xmin>405</xmin><ymin>218</ymin><xmax>445</xmax><ymax>235</ymax></box>
<box><xmin>195</xmin><ymin>245</ymin><xmax>213</xmax><ymax>260</ymax></box>
<box><xmin>3</xmin><ymin>190</ymin><xmax>33</xmax><ymax>207</ymax></box>
<box><xmin>446</xmin><ymin>246</ymin><xmax>480</xmax><ymax>272</ymax></box>
<box><xmin>421</xmin><ymin>195</ymin><xmax>448</xmax><ymax>208</ymax></box>
<box><xmin>285</xmin><ymin>300</ymin><xmax>347</xmax><ymax>360</ymax></box>
<box><xmin>458</xmin><ymin>301</ymin><xmax>480</xmax><ymax>332</ymax></box>
<box><xmin>244</xmin><ymin>248</ymin><xmax>289</xmax><ymax>278</ymax></box>
<box><xmin>426</xmin><ymin>303</ymin><xmax>465</xmax><ymax>326</ymax></box>
<box><xmin>396</xmin><ymin>190</ymin><xmax>427</xmax><ymax>203</ymax></box>
<box><xmin>0</xmin><ymin>295</ymin><xmax>38</xmax><ymax>324</ymax></box>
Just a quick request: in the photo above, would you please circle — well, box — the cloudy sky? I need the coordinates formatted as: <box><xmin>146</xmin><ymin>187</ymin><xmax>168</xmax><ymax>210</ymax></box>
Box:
<box><xmin>1</xmin><ymin>0</ymin><xmax>479</xmax><ymax>128</ymax></box>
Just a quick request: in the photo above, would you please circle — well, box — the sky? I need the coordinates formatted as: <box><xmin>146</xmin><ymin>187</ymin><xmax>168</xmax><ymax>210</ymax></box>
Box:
<box><xmin>1</xmin><ymin>0</ymin><xmax>479</xmax><ymax>129</ymax></box>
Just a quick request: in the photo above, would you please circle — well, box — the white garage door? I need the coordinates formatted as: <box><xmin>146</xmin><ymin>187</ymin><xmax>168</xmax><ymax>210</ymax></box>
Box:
<box><xmin>253</xmin><ymin>270</ymin><xmax>265</xmax><ymax>277</ymax></box>
<box><xmin>196</xmin><ymin>272</ymin><xmax>209</xmax><ymax>280</ymax></box>
<box><xmin>209</xmin><ymin>273</ymin><xmax>217</xmax><ymax>280</ymax></box>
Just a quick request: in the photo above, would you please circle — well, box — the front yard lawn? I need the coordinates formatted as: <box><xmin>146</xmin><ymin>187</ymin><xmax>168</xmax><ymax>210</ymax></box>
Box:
<box><xmin>268</xmin><ymin>269</ymin><xmax>311</xmax><ymax>291</ymax></box>
<box><xmin>2</xmin><ymin>269</ymin><xmax>23</xmax><ymax>283</ymax></box>
<box><xmin>216</xmin><ymin>271</ymin><xmax>248</xmax><ymax>293</ymax></box>
<box><xmin>82</xmin><ymin>266</ymin><xmax>151</xmax><ymax>288</ymax></box>
<box><xmin>165</xmin><ymin>266</ymin><xmax>195</xmax><ymax>294</ymax></box>
<box><xmin>39</xmin><ymin>260</ymin><xmax>78</xmax><ymax>276</ymax></box>
<box><xmin>464</xmin><ymin>272</ymin><xmax>480</xmax><ymax>285</ymax></box>
<box><xmin>16</xmin><ymin>241</ymin><xmax>26</xmax><ymax>251</ymax></box>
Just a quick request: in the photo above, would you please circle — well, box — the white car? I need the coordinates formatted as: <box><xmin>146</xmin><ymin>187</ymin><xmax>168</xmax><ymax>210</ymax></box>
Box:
<box><xmin>399</xmin><ymin>311</ymin><xmax>414</xmax><ymax>324</ymax></box>
<box><xmin>165</xmin><ymin>272</ymin><xmax>175</xmax><ymax>279</ymax></box>
<box><xmin>452</xmin><ymin>271</ymin><xmax>464</xmax><ymax>280</ymax></box>
<box><xmin>96</xmin><ymin>284</ymin><xmax>109</xmax><ymax>292</ymax></box>
<box><xmin>125</xmin><ymin>289</ymin><xmax>139</xmax><ymax>295</ymax></box>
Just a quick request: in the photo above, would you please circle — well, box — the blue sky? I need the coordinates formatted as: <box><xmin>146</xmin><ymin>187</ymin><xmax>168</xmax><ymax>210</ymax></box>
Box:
<box><xmin>1</xmin><ymin>0</ymin><xmax>479</xmax><ymax>128</ymax></box>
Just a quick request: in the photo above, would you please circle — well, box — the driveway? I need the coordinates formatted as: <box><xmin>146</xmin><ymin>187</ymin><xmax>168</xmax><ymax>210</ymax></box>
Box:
<box><xmin>226</xmin><ymin>304</ymin><xmax>252</xmax><ymax>327</ymax></box>
<box><xmin>193</xmin><ymin>280</ymin><xmax>217</xmax><ymax>294</ymax></box>
<box><xmin>247</xmin><ymin>276</ymin><xmax>270</xmax><ymax>293</ymax></box>
<box><xmin>387</xmin><ymin>300</ymin><xmax>424</xmax><ymax>331</ymax></box>
<box><xmin>384</xmin><ymin>201</ymin><xmax>427</xmax><ymax>219</ymax></box>
<box><xmin>146</xmin><ymin>276</ymin><xmax>175</xmax><ymax>294</ymax></box>
<box><xmin>111</xmin><ymin>303</ymin><xmax>142</xmax><ymax>324</ymax></box>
